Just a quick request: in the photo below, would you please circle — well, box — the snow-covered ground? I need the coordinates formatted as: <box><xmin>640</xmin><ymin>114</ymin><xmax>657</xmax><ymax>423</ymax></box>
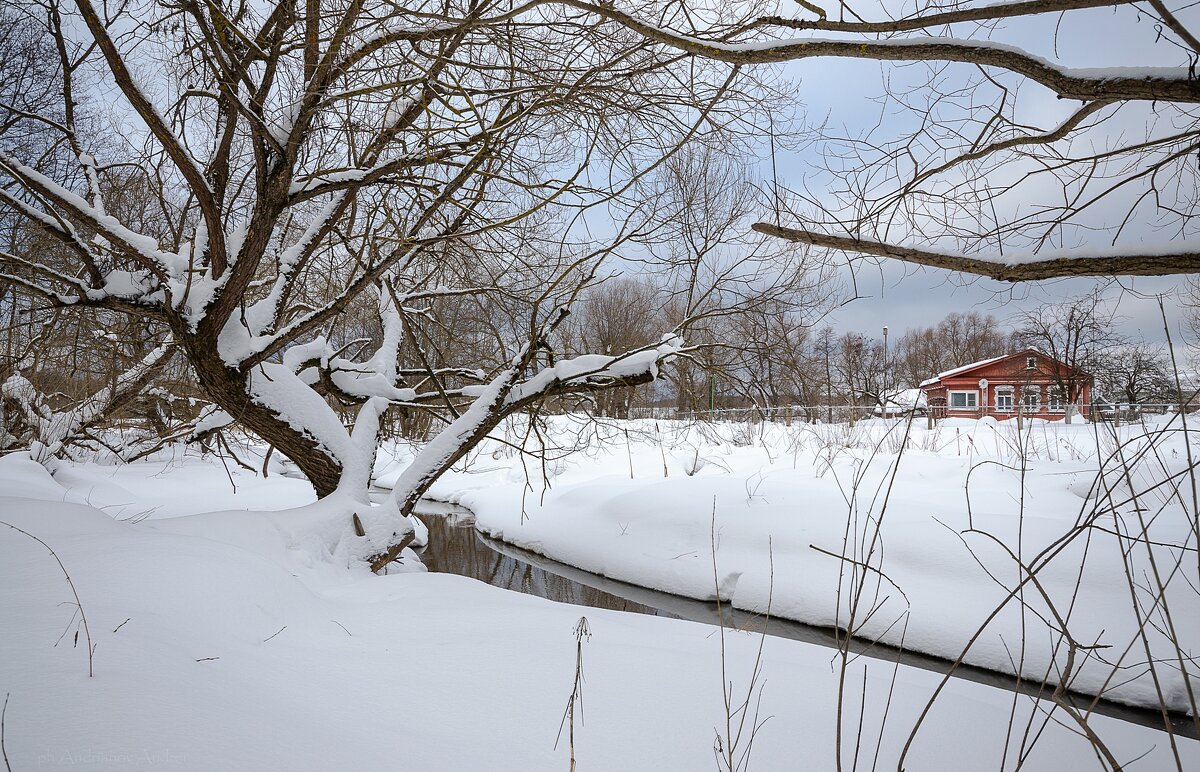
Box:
<box><xmin>1</xmin><ymin>414</ymin><xmax>1197</xmax><ymax>770</ymax></box>
<box><xmin>376</xmin><ymin>413</ymin><xmax>1200</xmax><ymax>714</ymax></box>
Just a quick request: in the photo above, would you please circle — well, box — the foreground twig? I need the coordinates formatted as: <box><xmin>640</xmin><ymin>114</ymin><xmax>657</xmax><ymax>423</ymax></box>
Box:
<box><xmin>556</xmin><ymin>616</ymin><xmax>591</xmax><ymax>771</ymax></box>
<box><xmin>2</xmin><ymin>692</ymin><xmax>11</xmax><ymax>772</ymax></box>
<box><xmin>0</xmin><ymin>520</ymin><xmax>93</xmax><ymax>677</ymax></box>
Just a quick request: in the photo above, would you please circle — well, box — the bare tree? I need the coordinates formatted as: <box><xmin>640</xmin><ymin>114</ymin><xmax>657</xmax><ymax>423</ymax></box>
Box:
<box><xmin>1014</xmin><ymin>293</ymin><xmax>1121</xmax><ymax>419</ymax></box>
<box><xmin>639</xmin><ymin>143</ymin><xmax>834</xmax><ymax>414</ymax></box>
<box><xmin>1095</xmin><ymin>342</ymin><xmax>1176</xmax><ymax>407</ymax></box>
<box><xmin>0</xmin><ymin>0</ymin><xmax>791</xmax><ymax>567</ymax></box>
<box><xmin>553</xmin><ymin>1</ymin><xmax>1200</xmax><ymax>279</ymax></box>
<box><xmin>894</xmin><ymin>311</ymin><xmax>1017</xmax><ymax>387</ymax></box>
<box><xmin>569</xmin><ymin>276</ymin><xmax>661</xmax><ymax>418</ymax></box>
<box><xmin>833</xmin><ymin>331</ymin><xmax>887</xmax><ymax>408</ymax></box>
<box><xmin>723</xmin><ymin>298</ymin><xmax>815</xmax><ymax>410</ymax></box>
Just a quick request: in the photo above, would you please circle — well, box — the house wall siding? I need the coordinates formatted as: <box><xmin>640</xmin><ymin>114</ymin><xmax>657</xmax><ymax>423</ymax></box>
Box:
<box><xmin>922</xmin><ymin>353</ymin><xmax>1091</xmax><ymax>421</ymax></box>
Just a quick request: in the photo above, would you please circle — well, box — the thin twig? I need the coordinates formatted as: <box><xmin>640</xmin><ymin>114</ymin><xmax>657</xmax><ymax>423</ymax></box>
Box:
<box><xmin>0</xmin><ymin>520</ymin><xmax>93</xmax><ymax>676</ymax></box>
<box><xmin>2</xmin><ymin>692</ymin><xmax>11</xmax><ymax>772</ymax></box>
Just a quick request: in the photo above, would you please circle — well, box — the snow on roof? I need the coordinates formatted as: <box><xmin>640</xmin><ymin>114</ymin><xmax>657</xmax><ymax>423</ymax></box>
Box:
<box><xmin>918</xmin><ymin>349</ymin><xmax>1040</xmax><ymax>388</ymax></box>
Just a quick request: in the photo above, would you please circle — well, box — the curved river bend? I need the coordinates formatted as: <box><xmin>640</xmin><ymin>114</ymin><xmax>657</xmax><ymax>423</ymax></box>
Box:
<box><xmin>405</xmin><ymin>499</ymin><xmax>1196</xmax><ymax>740</ymax></box>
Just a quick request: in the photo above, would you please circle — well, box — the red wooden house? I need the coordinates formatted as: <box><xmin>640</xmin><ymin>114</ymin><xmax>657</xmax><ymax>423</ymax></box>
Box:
<box><xmin>920</xmin><ymin>349</ymin><xmax>1092</xmax><ymax>421</ymax></box>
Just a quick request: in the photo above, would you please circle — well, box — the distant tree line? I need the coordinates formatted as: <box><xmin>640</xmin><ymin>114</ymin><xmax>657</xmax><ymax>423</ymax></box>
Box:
<box><xmin>560</xmin><ymin>285</ymin><xmax>1186</xmax><ymax>416</ymax></box>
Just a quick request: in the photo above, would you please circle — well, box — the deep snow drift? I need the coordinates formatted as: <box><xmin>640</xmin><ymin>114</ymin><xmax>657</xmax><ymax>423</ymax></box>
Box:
<box><xmin>1</xmin><ymin>414</ymin><xmax>1197</xmax><ymax>770</ymax></box>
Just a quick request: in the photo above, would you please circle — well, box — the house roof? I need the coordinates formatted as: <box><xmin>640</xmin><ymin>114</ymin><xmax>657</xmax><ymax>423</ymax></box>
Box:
<box><xmin>918</xmin><ymin>354</ymin><xmax>1011</xmax><ymax>388</ymax></box>
<box><xmin>919</xmin><ymin>348</ymin><xmax>1057</xmax><ymax>388</ymax></box>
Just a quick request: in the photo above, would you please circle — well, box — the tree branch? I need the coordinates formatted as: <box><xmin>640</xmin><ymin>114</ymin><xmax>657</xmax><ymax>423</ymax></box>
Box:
<box><xmin>74</xmin><ymin>0</ymin><xmax>228</xmax><ymax>274</ymax></box>
<box><xmin>757</xmin><ymin>0</ymin><xmax>1133</xmax><ymax>35</ymax></box>
<box><xmin>751</xmin><ymin>223</ymin><xmax>1200</xmax><ymax>280</ymax></box>
<box><xmin>562</xmin><ymin>0</ymin><xmax>1200</xmax><ymax>102</ymax></box>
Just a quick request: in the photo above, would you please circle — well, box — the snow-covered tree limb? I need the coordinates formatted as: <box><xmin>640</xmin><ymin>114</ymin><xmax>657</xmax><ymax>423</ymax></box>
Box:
<box><xmin>383</xmin><ymin>334</ymin><xmax>684</xmax><ymax>531</ymax></box>
<box><xmin>2</xmin><ymin>342</ymin><xmax>174</xmax><ymax>463</ymax></box>
<box><xmin>754</xmin><ymin>0</ymin><xmax>1131</xmax><ymax>35</ymax></box>
<box><xmin>559</xmin><ymin>0</ymin><xmax>1200</xmax><ymax>103</ymax></box>
<box><xmin>750</xmin><ymin>224</ymin><xmax>1200</xmax><ymax>280</ymax></box>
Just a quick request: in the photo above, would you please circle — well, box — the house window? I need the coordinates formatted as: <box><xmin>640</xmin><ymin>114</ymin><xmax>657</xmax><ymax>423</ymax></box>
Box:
<box><xmin>1025</xmin><ymin>356</ymin><xmax>1037</xmax><ymax>370</ymax></box>
<box><xmin>1022</xmin><ymin>386</ymin><xmax>1041</xmax><ymax>412</ymax></box>
<box><xmin>995</xmin><ymin>386</ymin><xmax>1014</xmax><ymax>413</ymax></box>
<box><xmin>1048</xmin><ymin>388</ymin><xmax>1066</xmax><ymax>413</ymax></box>
<box><xmin>949</xmin><ymin>390</ymin><xmax>978</xmax><ymax>409</ymax></box>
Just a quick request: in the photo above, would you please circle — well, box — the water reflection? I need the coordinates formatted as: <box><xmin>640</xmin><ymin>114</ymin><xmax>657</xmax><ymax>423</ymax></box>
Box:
<box><xmin>414</xmin><ymin>505</ymin><xmax>672</xmax><ymax>617</ymax></box>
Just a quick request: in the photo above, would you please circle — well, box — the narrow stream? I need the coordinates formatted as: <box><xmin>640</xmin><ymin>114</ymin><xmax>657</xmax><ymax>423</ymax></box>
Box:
<box><xmin>413</xmin><ymin>501</ymin><xmax>667</xmax><ymax>617</ymax></box>
<box><xmin>406</xmin><ymin>499</ymin><xmax>1198</xmax><ymax>740</ymax></box>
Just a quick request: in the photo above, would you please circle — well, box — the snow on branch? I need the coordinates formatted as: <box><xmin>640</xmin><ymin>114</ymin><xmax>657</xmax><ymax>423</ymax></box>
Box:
<box><xmin>327</xmin><ymin>362</ymin><xmax>417</xmax><ymax>403</ymax></box>
<box><xmin>502</xmin><ymin>334</ymin><xmax>685</xmax><ymax>409</ymax></box>
<box><xmin>0</xmin><ymin>187</ymin><xmax>100</xmax><ymax>279</ymax></box>
<box><xmin>558</xmin><ymin>0</ymin><xmax>1200</xmax><ymax>103</ymax></box>
<box><xmin>228</xmin><ymin>297</ymin><xmax>411</xmax><ymax>497</ymax></box>
<box><xmin>325</xmin><ymin>305</ymin><xmax>416</xmax><ymax>405</ymax></box>
<box><xmin>0</xmin><ymin>152</ymin><xmax>183</xmax><ymax>280</ymax></box>
<box><xmin>384</xmin><ymin>333</ymin><xmax>684</xmax><ymax>517</ymax></box>
<box><xmin>751</xmin><ymin>224</ymin><xmax>1200</xmax><ymax>280</ymax></box>
<box><xmin>0</xmin><ymin>251</ymin><xmax>91</xmax><ymax>296</ymax></box>
<box><xmin>756</xmin><ymin>0</ymin><xmax>1131</xmax><ymax>35</ymax></box>
<box><xmin>286</xmin><ymin>146</ymin><xmax>464</xmax><ymax>203</ymax></box>
<box><xmin>186</xmin><ymin>405</ymin><xmax>235</xmax><ymax>444</ymax></box>
<box><xmin>236</xmin><ymin>193</ymin><xmax>352</xmax><ymax>344</ymax></box>
<box><xmin>2</xmin><ymin>343</ymin><xmax>174</xmax><ymax>464</ymax></box>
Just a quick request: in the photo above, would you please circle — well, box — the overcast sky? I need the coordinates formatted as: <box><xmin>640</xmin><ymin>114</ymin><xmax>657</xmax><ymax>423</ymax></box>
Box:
<box><xmin>750</xmin><ymin>2</ymin><xmax>1195</xmax><ymax>349</ymax></box>
<box><xmin>818</xmin><ymin>259</ymin><xmax>1187</xmax><ymax>345</ymax></box>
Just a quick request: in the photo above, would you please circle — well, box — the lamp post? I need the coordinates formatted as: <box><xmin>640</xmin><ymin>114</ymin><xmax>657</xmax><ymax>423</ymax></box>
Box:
<box><xmin>882</xmin><ymin>325</ymin><xmax>889</xmax><ymax>412</ymax></box>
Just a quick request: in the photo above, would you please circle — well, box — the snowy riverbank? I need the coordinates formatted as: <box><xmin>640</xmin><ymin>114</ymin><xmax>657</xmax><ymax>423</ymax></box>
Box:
<box><xmin>378</xmin><ymin>413</ymin><xmax>1200</xmax><ymax>714</ymax></box>
<box><xmin>0</xmin><ymin>449</ymin><xmax>1196</xmax><ymax>770</ymax></box>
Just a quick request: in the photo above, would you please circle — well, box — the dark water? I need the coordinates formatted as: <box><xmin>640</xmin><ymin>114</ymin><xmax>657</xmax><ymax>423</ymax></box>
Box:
<box><xmin>410</xmin><ymin>500</ymin><xmax>1198</xmax><ymax>740</ymax></box>
<box><xmin>413</xmin><ymin>501</ymin><xmax>667</xmax><ymax>617</ymax></box>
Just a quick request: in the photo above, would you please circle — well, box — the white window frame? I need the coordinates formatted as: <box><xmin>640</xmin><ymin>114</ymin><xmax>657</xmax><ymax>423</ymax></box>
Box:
<box><xmin>995</xmin><ymin>386</ymin><xmax>1014</xmax><ymax>413</ymax></box>
<box><xmin>949</xmin><ymin>390</ymin><xmax>978</xmax><ymax>410</ymax></box>
<box><xmin>1025</xmin><ymin>356</ymin><xmax>1037</xmax><ymax>370</ymax></box>
<box><xmin>1047</xmin><ymin>387</ymin><xmax>1066</xmax><ymax>413</ymax></box>
<box><xmin>1021</xmin><ymin>386</ymin><xmax>1042</xmax><ymax>413</ymax></box>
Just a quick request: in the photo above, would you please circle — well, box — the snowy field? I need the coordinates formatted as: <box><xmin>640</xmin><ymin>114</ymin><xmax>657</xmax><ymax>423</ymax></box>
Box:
<box><xmin>1</xmin><ymin>413</ymin><xmax>1197</xmax><ymax>770</ymax></box>
<box><xmin>379</xmin><ymin>413</ymin><xmax>1200</xmax><ymax>714</ymax></box>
